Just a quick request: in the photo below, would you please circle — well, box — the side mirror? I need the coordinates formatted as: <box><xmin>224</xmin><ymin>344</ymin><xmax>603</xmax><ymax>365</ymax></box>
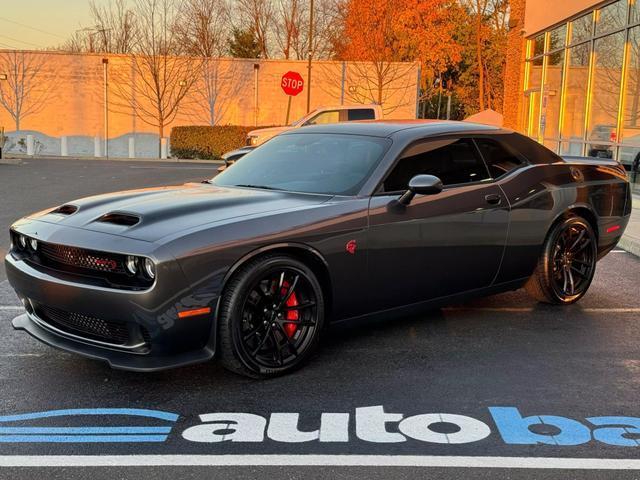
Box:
<box><xmin>398</xmin><ymin>174</ymin><xmax>443</xmax><ymax>205</ymax></box>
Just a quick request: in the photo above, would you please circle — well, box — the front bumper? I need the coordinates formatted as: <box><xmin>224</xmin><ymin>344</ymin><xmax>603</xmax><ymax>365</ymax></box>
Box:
<box><xmin>5</xmin><ymin>244</ymin><xmax>219</xmax><ymax>372</ymax></box>
<box><xmin>12</xmin><ymin>312</ymin><xmax>214</xmax><ymax>371</ymax></box>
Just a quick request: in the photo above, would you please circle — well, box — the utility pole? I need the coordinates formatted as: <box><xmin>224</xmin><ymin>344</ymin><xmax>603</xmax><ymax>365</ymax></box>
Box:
<box><xmin>306</xmin><ymin>0</ymin><xmax>314</xmax><ymax>113</ymax></box>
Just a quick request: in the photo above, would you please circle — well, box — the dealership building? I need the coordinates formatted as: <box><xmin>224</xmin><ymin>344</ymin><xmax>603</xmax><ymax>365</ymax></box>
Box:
<box><xmin>505</xmin><ymin>0</ymin><xmax>640</xmax><ymax>192</ymax></box>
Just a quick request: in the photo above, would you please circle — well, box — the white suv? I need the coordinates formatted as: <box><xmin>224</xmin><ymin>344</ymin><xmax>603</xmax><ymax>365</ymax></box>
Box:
<box><xmin>245</xmin><ymin>104</ymin><xmax>383</xmax><ymax>147</ymax></box>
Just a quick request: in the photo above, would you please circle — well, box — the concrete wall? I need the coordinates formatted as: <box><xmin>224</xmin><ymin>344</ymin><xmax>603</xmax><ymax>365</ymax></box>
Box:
<box><xmin>0</xmin><ymin>51</ymin><xmax>419</xmax><ymax>158</ymax></box>
<box><xmin>524</xmin><ymin>0</ymin><xmax>601</xmax><ymax>35</ymax></box>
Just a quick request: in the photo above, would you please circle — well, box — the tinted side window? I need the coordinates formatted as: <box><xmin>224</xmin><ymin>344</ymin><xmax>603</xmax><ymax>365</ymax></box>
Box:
<box><xmin>348</xmin><ymin>108</ymin><xmax>376</xmax><ymax>121</ymax></box>
<box><xmin>305</xmin><ymin>110</ymin><xmax>340</xmax><ymax>125</ymax></box>
<box><xmin>383</xmin><ymin>138</ymin><xmax>491</xmax><ymax>192</ymax></box>
<box><xmin>500</xmin><ymin>132</ymin><xmax>562</xmax><ymax>164</ymax></box>
<box><xmin>474</xmin><ymin>138</ymin><xmax>527</xmax><ymax>179</ymax></box>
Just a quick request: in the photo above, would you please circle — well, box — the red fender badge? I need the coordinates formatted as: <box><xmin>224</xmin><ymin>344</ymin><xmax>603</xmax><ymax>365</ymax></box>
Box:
<box><xmin>345</xmin><ymin>239</ymin><xmax>357</xmax><ymax>255</ymax></box>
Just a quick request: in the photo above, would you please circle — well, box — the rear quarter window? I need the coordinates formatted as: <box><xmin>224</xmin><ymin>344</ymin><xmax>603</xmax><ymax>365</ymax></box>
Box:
<box><xmin>347</xmin><ymin>109</ymin><xmax>376</xmax><ymax>121</ymax></box>
<box><xmin>474</xmin><ymin>137</ymin><xmax>527</xmax><ymax>179</ymax></box>
<box><xmin>499</xmin><ymin>132</ymin><xmax>562</xmax><ymax>165</ymax></box>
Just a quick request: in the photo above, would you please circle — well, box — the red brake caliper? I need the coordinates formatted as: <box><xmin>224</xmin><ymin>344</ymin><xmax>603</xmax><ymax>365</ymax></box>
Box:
<box><xmin>280</xmin><ymin>281</ymin><xmax>299</xmax><ymax>337</ymax></box>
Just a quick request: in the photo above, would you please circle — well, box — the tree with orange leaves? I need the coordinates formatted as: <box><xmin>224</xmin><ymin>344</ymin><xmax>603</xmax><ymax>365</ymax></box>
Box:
<box><xmin>336</xmin><ymin>0</ymin><xmax>463</xmax><ymax>113</ymax></box>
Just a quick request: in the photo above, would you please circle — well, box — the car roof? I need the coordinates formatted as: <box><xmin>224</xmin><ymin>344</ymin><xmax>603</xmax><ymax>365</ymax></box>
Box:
<box><xmin>280</xmin><ymin>120</ymin><xmax>503</xmax><ymax>138</ymax></box>
<box><xmin>314</xmin><ymin>104</ymin><xmax>382</xmax><ymax>111</ymax></box>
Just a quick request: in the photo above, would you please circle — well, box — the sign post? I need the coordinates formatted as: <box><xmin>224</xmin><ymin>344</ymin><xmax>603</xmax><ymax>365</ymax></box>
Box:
<box><xmin>281</xmin><ymin>71</ymin><xmax>304</xmax><ymax>125</ymax></box>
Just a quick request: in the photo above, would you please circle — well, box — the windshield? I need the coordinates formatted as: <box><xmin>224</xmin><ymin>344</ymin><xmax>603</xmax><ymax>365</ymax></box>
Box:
<box><xmin>289</xmin><ymin>109</ymin><xmax>318</xmax><ymax>126</ymax></box>
<box><xmin>212</xmin><ymin>133</ymin><xmax>391</xmax><ymax>196</ymax></box>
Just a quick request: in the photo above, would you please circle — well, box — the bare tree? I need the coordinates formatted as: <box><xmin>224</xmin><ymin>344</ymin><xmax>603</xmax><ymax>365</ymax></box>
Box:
<box><xmin>309</xmin><ymin>0</ymin><xmax>345</xmax><ymax>59</ymax></box>
<box><xmin>110</xmin><ymin>0</ymin><xmax>201</xmax><ymax>155</ymax></box>
<box><xmin>59</xmin><ymin>29</ymin><xmax>100</xmax><ymax>53</ymax></box>
<box><xmin>273</xmin><ymin>0</ymin><xmax>305</xmax><ymax>59</ymax></box>
<box><xmin>89</xmin><ymin>0</ymin><xmax>138</xmax><ymax>53</ymax></box>
<box><xmin>59</xmin><ymin>0</ymin><xmax>137</xmax><ymax>53</ymax></box>
<box><xmin>342</xmin><ymin>61</ymin><xmax>417</xmax><ymax>115</ymax></box>
<box><xmin>175</xmin><ymin>0</ymin><xmax>229</xmax><ymax>57</ymax></box>
<box><xmin>0</xmin><ymin>51</ymin><xmax>57</xmax><ymax>131</ymax></box>
<box><xmin>185</xmin><ymin>60</ymin><xmax>249</xmax><ymax>125</ymax></box>
<box><xmin>175</xmin><ymin>0</ymin><xmax>243</xmax><ymax>125</ymax></box>
<box><xmin>235</xmin><ymin>0</ymin><xmax>274</xmax><ymax>58</ymax></box>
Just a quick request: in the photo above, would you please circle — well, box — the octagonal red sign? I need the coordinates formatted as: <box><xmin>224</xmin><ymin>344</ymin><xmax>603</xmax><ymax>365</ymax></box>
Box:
<box><xmin>281</xmin><ymin>71</ymin><xmax>304</xmax><ymax>96</ymax></box>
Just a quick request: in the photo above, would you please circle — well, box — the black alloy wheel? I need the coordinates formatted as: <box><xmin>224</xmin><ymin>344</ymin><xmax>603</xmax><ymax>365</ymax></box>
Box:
<box><xmin>525</xmin><ymin>216</ymin><xmax>597</xmax><ymax>304</ymax></box>
<box><xmin>218</xmin><ymin>254</ymin><xmax>324</xmax><ymax>378</ymax></box>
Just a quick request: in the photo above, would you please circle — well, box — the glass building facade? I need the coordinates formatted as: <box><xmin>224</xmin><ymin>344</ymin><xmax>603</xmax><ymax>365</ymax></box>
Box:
<box><xmin>522</xmin><ymin>0</ymin><xmax>640</xmax><ymax>192</ymax></box>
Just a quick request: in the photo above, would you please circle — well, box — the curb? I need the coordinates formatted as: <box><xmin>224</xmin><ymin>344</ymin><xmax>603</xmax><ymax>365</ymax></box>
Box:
<box><xmin>3</xmin><ymin>154</ymin><xmax>224</xmax><ymax>165</ymax></box>
<box><xmin>619</xmin><ymin>235</ymin><xmax>640</xmax><ymax>257</ymax></box>
<box><xmin>618</xmin><ymin>194</ymin><xmax>640</xmax><ymax>257</ymax></box>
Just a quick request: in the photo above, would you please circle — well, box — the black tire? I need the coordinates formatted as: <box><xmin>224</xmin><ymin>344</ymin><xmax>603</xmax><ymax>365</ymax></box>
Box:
<box><xmin>525</xmin><ymin>216</ymin><xmax>597</xmax><ymax>304</ymax></box>
<box><xmin>218</xmin><ymin>254</ymin><xmax>325</xmax><ymax>378</ymax></box>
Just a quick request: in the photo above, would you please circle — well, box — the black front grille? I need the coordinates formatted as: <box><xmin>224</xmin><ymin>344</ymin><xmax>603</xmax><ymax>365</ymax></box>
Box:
<box><xmin>38</xmin><ymin>242</ymin><xmax>126</xmax><ymax>274</ymax></box>
<box><xmin>11</xmin><ymin>235</ymin><xmax>154</xmax><ymax>290</ymax></box>
<box><xmin>37</xmin><ymin>304</ymin><xmax>130</xmax><ymax>345</ymax></box>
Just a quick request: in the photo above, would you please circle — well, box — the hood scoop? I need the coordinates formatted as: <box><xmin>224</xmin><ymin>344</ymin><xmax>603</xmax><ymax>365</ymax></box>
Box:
<box><xmin>96</xmin><ymin>212</ymin><xmax>140</xmax><ymax>227</ymax></box>
<box><xmin>51</xmin><ymin>204</ymin><xmax>78</xmax><ymax>215</ymax></box>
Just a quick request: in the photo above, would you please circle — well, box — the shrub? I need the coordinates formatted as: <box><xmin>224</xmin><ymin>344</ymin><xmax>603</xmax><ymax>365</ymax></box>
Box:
<box><xmin>170</xmin><ymin>125</ymin><xmax>270</xmax><ymax>160</ymax></box>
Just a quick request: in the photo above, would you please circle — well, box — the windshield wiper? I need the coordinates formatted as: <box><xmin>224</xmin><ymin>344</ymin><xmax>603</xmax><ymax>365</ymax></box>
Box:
<box><xmin>233</xmin><ymin>184</ymin><xmax>282</xmax><ymax>191</ymax></box>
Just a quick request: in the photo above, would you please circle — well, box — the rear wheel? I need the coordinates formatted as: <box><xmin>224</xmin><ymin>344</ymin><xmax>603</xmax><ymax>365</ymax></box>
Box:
<box><xmin>218</xmin><ymin>254</ymin><xmax>324</xmax><ymax>378</ymax></box>
<box><xmin>525</xmin><ymin>216</ymin><xmax>597</xmax><ymax>304</ymax></box>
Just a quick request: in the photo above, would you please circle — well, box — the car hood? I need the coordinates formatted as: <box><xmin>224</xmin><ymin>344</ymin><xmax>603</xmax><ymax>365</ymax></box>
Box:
<box><xmin>28</xmin><ymin>183</ymin><xmax>332</xmax><ymax>242</ymax></box>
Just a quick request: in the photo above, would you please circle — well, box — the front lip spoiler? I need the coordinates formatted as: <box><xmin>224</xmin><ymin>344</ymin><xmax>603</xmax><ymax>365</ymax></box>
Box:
<box><xmin>12</xmin><ymin>313</ymin><xmax>215</xmax><ymax>372</ymax></box>
<box><xmin>27</xmin><ymin>309</ymin><xmax>148</xmax><ymax>354</ymax></box>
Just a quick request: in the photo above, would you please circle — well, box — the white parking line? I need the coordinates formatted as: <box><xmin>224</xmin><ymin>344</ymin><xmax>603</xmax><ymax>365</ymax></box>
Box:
<box><xmin>0</xmin><ymin>354</ymin><xmax>43</xmax><ymax>357</ymax></box>
<box><xmin>1</xmin><ymin>454</ymin><xmax>640</xmax><ymax>469</ymax></box>
<box><xmin>443</xmin><ymin>307</ymin><xmax>640</xmax><ymax>313</ymax></box>
<box><xmin>0</xmin><ymin>306</ymin><xmax>24</xmax><ymax>311</ymax></box>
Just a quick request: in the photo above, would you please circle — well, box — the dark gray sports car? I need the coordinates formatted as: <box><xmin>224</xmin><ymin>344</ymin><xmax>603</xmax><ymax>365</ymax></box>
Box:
<box><xmin>5</xmin><ymin>121</ymin><xmax>632</xmax><ymax>378</ymax></box>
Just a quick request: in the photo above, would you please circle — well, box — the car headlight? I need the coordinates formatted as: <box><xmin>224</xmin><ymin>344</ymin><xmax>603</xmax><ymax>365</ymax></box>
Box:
<box><xmin>248</xmin><ymin>136</ymin><xmax>259</xmax><ymax>146</ymax></box>
<box><xmin>125</xmin><ymin>255</ymin><xmax>138</xmax><ymax>274</ymax></box>
<box><xmin>29</xmin><ymin>238</ymin><xmax>38</xmax><ymax>251</ymax></box>
<box><xmin>18</xmin><ymin>235</ymin><xmax>27</xmax><ymax>249</ymax></box>
<box><xmin>143</xmin><ymin>258</ymin><xmax>156</xmax><ymax>279</ymax></box>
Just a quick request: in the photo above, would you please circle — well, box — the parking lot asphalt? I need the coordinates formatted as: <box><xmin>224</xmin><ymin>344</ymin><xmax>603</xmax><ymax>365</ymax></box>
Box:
<box><xmin>1</xmin><ymin>158</ymin><xmax>640</xmax><ymax>479</ymax></box>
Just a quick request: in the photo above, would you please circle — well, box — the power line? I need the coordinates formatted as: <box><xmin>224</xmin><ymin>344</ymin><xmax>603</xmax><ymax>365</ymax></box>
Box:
<box><xmin>0</xmin><ymin>34</ymin><xmax>45</xmax><ymax>49</ymax></box>
<box><xmin>0</xmin><ymin>16</ymin><xmax>67</xmax><ymax>40</ymax></box>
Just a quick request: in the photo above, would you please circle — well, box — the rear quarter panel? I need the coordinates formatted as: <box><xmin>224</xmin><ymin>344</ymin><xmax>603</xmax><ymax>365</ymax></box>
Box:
<box><xmin>495</xmin><ymin>161</ymin><xmax>630</xmax><ymax>283</ymax></box>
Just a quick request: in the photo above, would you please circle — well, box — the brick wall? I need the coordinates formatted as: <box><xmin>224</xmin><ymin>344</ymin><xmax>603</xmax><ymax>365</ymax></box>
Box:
<box><xmin>502</xmin><ymin>0</ymin><xmax>526</xmax><ymax>131</ymax></box>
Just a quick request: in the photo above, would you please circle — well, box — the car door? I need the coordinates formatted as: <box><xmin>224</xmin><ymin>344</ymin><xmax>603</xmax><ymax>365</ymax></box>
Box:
<box><xmin>366</xmin><ymin>137</ymin><xmax>510</xmax><ymax>311</ymax></box>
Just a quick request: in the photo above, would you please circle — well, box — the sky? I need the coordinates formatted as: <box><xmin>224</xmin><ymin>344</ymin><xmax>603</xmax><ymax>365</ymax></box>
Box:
<box><xmin>0</xmin><ymin>0</ymin><xmax>112</xmax><ymax>50</ymax></box>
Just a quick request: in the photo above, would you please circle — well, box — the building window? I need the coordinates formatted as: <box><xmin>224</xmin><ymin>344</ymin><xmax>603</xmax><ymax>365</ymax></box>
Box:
<box><xmin>533</xmin><ymin>34</ymin><xmax>546</xmax><ymax>56</ymax></box>
<box><xmin>621</xmin><ymin>26</ymin><xmax>640</xmax><ymax>167</ymax></box>
<box><xmin>524</xmin><ymin>56</ymin><xmax>544</xmax><ymax>139</ymax></box>
<box><xmin>587</xmin><ymin>31</ymin><xmax>625</xmax><ymax>158</ymax></box>
<box><xmin>570</xmin><ymin>13</ymin><xmax>593</xmax><ymax>44</ymax></box>
<box><xmin>549</xmin><ymin>25</ymin><xmax>567</xmax><ymax>51</ymax></box>
<box><xmin>522</xmin><ymin>0</ymin><xmax>640</xmax><ymax>192</ymax></box>
<box><xmin>596</xmin><ymin>0</ymin><xmax>628</xmax><ymax>35</ymax></box>
<box><xmin>630</xmin><ymin>0</ymin><xmax>640</xmax><ymax>24</ymax></box>
<box><xmin>544</xmin><ymin>50</ymin><xmax>565</xmax><ymax>144</ymax></box>
<box><xmin>560</xmin><ymin>43</ymin><xmax>591</xmax><ymax>155</ymax></box>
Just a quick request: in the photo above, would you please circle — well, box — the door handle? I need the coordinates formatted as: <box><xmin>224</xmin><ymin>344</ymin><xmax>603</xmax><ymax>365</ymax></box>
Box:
<box><xmin>485</xmin><ymin>194</ymin><xmax>502</xmax><ymax>206</ymax></box>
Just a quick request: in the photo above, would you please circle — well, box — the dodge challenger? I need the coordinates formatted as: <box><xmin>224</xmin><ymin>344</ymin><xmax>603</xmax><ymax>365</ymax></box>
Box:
<box><xmin>5</xmin><ymin>121</ymin><xmax>632</xmax><ymax>378</ymax></box>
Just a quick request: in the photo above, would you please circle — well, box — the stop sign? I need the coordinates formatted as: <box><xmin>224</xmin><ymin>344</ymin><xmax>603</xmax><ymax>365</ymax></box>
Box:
<box><xmin>281</xmin><ymin>71</ymin><xmax>304</xmax><ymax>96</ymax></box>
